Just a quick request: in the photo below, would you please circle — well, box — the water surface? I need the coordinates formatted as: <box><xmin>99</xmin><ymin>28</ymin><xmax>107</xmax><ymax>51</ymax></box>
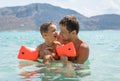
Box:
<box><xmin>0</xmin><ymin>30</ymin><xmax>120</xmax><ymax>81</ymax></box>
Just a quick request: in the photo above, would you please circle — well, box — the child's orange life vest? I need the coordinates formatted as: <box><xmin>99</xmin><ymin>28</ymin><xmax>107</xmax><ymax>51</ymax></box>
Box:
<box><xmin>18</xmin><ymin>45</ymin><xmax>38</xmax><ymax>61</ymax></box>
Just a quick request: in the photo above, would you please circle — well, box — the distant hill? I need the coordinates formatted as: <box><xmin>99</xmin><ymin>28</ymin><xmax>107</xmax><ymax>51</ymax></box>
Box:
<box><xmin>0</xmin><ymin>3</ymin><xmax>120</xmax><ymax>31</ymax></box>
<box><xmin>89</xmin><ymin>14</ymin><xmax>120</xmax><ymax>30</ymax></box>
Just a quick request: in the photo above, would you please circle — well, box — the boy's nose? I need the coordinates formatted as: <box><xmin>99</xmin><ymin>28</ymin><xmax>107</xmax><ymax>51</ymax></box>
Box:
<box><xmin>56</xmin><ymin>31</ymin><xmax>59</xmax><ymax>35</ymax></box>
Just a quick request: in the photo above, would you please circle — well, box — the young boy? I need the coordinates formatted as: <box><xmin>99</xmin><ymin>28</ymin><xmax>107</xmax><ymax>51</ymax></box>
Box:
<box><xmin>36</xmin><ymin>21</ymin><xmax>61</xmax><ymax>64</ymax></box>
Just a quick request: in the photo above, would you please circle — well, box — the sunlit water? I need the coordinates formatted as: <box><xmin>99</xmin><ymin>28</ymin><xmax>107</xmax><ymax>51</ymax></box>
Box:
<box><xmin>0</xmin><ymin>30</ymin><xmax>120</xmax><ymax>81</ymax></box>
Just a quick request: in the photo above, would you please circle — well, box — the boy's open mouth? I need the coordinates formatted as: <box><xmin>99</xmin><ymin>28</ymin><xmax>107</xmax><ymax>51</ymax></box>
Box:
<box><xmin>54</xmin><ymin>35</ymin><xmax>57</xmax><ymax>38</ymax></box>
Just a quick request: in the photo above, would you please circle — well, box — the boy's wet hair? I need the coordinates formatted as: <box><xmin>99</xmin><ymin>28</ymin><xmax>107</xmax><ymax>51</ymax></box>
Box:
<box><xmin>40</xmin><ymin>21</ymin><xmax>55</xmax><ymax>35</ymax></box>
<box><xmin>59</xmin><ymin>15</ymin><xmax>80</xmax><ymax>34</ymax></box>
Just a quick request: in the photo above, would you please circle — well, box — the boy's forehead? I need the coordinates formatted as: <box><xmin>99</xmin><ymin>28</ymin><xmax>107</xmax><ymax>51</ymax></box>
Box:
<box><xmin>47</xmin><ymin>24</ymin><xmax>56</xmax><ymax>31</ymax></box>
<box><xmin>49</xmin><ymin>24</ymin><xmax>56</xmax><ymax>29</ymax></box>
<box><xmin>50</xmin><ymin>24</ymin><xmax>56</xmax><ymax>27</ymax></box>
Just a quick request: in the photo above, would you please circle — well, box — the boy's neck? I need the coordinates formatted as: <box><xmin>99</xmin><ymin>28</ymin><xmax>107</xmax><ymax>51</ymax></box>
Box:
<box><xmin>45</xmin><ymin>41</ymin><xmax>54</xmax><ymax>47</ymax></box>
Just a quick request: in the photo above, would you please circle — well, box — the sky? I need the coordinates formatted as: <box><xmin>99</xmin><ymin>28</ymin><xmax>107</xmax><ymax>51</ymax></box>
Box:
<box><xmin>0</xmin><ymin>0</ymin><xmax>120</xmax><ymax>17</ymax></box>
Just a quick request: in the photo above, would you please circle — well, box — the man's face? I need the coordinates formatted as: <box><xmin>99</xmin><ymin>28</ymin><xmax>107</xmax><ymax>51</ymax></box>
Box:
<box><xmin>60</xmin><ymin>25</ymin><xmax>71</xmax><ymax>41</ymax></box>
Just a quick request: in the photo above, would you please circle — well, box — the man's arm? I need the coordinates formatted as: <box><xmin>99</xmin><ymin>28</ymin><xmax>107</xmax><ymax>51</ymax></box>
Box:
<box><xmin>77</xmin><ymin>43</ymin><xmax>89</xmax><ymax>64</ymax></box>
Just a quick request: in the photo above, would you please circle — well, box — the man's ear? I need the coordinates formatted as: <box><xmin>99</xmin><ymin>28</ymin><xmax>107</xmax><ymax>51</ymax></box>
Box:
<box><xmin>71</xmin><ymin>30</ymin><xmax>77</xmax><ymax>35</ymax></box>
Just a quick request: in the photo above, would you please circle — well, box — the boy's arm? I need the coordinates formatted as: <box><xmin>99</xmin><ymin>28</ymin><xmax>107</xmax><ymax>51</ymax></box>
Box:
<box><xmin>36</xmin><ymin>45</ymin><xmax>44</xmax><ymax>59</ymax></box>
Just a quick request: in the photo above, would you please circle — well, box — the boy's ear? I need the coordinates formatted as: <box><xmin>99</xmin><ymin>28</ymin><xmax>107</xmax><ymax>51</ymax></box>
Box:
<box><xmin>42</xmin><ymin>33</ymin><xmax>47</xmax><ymax>38</ymax></box>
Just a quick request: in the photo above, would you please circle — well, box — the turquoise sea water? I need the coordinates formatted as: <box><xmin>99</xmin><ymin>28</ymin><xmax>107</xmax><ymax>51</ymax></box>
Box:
<box><xmin>0</xmin><ymin>30</ymin><xmax>120</xmax><ymax>81</ymax></box>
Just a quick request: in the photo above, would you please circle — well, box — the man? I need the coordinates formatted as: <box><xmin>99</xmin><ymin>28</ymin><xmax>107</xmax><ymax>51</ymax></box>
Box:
<box><xmin>58</xmin><ymin>15</ymin><xmax>89</xmax><ymax>64</ymax></box>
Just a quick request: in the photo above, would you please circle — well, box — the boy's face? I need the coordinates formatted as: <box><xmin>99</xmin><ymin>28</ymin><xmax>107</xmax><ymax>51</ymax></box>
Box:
<box><xmin>44</xmin><ymin>24</ymin><xmax>58</xmax><ymax>42</ymax></box>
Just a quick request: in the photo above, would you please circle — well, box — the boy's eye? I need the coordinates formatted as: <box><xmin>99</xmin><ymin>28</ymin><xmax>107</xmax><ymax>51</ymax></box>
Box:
<box><xmin>52</xmin><ymin>29</ymin><xmax>56</xmax><ymax>32</ymax></box>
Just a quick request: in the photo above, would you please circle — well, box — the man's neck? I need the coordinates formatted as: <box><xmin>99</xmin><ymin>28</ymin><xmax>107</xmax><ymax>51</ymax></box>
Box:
<box><xmin>71</xmin><ymin>36</ymin><xmax>80</xmax><ymax>45</ymax></box>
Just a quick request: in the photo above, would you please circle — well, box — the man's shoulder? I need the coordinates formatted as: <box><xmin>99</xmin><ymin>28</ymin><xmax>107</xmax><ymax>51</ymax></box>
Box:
<box><xmin>80</xmin><ymin>42</ymin><xmax>89</xmax><ymax>50</ymax></box>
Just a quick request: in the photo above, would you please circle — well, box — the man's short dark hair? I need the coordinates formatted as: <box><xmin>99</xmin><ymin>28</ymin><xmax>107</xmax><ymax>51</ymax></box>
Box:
<box><xmin>59</xmin><ymin>15</ymin><xmax>80</xmax><ymax>34</ymax></box>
